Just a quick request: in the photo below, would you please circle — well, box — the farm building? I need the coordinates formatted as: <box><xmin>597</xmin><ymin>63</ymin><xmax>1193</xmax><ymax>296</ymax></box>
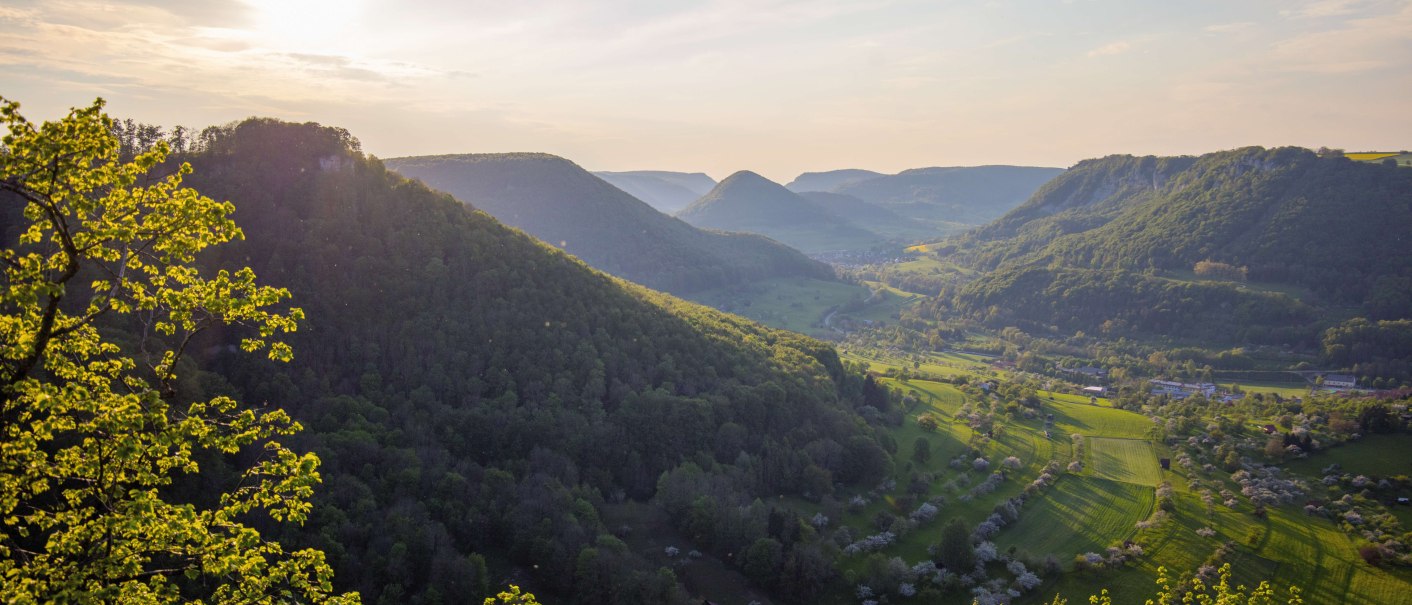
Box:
<box><xmin>1149</xmin><ymin>380</ymin><xmax>1217</xmax><ymax>399</ymax></box>
<box><xmin>1323</xmin><ymin>374</ymin><xmax>1357</xmax><ymax>389</ymax></box>
<box><xmin>1082</xmin><ymin>386</ymin><xmax>1107</xmax><ymax>396</ymax></box>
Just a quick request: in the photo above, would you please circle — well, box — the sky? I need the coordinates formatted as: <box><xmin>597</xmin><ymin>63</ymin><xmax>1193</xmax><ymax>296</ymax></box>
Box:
<box><xmin>2</xmin><ymin>0</ymin><xmax>1410</xmax><ymax>182</ymax></box>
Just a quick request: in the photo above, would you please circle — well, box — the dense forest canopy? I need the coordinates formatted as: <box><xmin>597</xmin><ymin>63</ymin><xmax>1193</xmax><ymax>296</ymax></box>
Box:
<box><xmin>933</xmin><ymin>147</ymin><xmax>1412</xmax><ymax>345</ymax></box>
<box><xmin>165</xmin><ymin>119</ymin><xmax>895</xmax><ymax>604</ymax></box>
<box><xmin>960</xmin><ymin>148</ymin><xmax>1412</xmax><ymax>304</ymax></box>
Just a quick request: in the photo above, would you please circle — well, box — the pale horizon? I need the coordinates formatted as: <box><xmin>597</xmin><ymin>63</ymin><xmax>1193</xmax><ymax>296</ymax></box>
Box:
<box><xmin>2</xmin><ymin>0</ymin><xmax>1409</xmax><ymax>182</ymax></box>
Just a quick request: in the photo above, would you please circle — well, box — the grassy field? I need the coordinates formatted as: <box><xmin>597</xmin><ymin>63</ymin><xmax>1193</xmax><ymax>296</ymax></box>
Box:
<box><xmin>1025</xmin><ymin>433</ymin><xmax>1412</xmax><ymax>604</ymax></box>
<box><xmin>1348</xmin><ymin>152</ymin><xmax>1400</xmax><ymax>161</ymax></box>
<box><xmin>844</xmin><ymin>348</ymin><xmax>997</xmax><ymax>380</ymax></box>
<box><xmin>1038</xmin><ymin>390</ymin><xmax>1112</xmax><ymax>407</ymax></box>
<box><xmin>827</xmin><ymin>378</ymin><xmax>1066</xmax><ymax>573</ymax></box>
<box><xmin>996</xmin><ymin>475</ymin><xmax>1153</xmax><ymax>558</ymax></box>
<box><xmin>1031</xmin><ymin>483</ymin><xmax>1412</xmax><ymax>604</ymax></box>
<box><xmin>882</xmin><ymin>254</ymin><xmax>979</xmax><ymax>279</ymax></box>
<box><xmin>1286</xmin><ymin>433</ymin><xmax>1412</xmax><ymax>478</ymax></box>
<box><xmin>1086</xmin><ymin>438</ymin><xmax>1162</xmax><ymax>486</ymax></box>
<box><xmin>1349</xmin><ymin>152</ymin><xmax>1412</xmax><ymax>167</ymax></box>
<box><xmin>1158</xmin><ymin>269</ymin><xmax>1312</xmax><ymax>302</ymax></box>
<box><xmin>882</xmin><ymin>377</ymin><xmax>969</xmax><ymax>415</ymax></box>
<box><xmin>1220</xmin><ymin>378</ymin><xmax>1310</xmax><ymax>399</ymax></box>
<box><xmin>857</xmin><ymin>254</ymin><xmax>981</xmax><ymax>297</ymax></box>
<box><xmin>843</xmin><ymin>284</ymin><xmax>923</xmax><ymax>324</ymax></box>
<box><xmin>1045</xmin><ymin>397</ymin><xmax>1156</xmax><ymax>441</ymax></box>
<box><xmin>685</xmin><ymin>276</ymin><xmax>866</xmax><ymax>337</ymax></box>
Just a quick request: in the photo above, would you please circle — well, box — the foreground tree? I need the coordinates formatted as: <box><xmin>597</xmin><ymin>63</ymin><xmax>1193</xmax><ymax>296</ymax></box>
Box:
<box><xmin>1064</xmin><ymin>563</ymin><xmax>1301</xmax><ymax>604</ymax></box>
<box><xmin>484</xmin><ymin>585</ymin><xmax>541</xmax><ymax>605</ymax></box>
<box><xmin>937</xmin><ymin>518</ymin><xmax>974</xmax><ymax>572</ymax></box>
<box><xmin>0</xmin><ymin>97</ymin><xmax>357</xmax><ymax>603</ymax></box>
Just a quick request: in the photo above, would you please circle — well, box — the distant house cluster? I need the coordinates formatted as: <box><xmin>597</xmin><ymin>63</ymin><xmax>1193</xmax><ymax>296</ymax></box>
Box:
<box><xmin>1149</xmin><ymin>380</ymin><xmax>1218</xmax><ymax>399</ymax></box>
<box><xmin>1063</xmin><ymin>366</ymin><xmax>1108</xmax><ymax>380</ymax></box>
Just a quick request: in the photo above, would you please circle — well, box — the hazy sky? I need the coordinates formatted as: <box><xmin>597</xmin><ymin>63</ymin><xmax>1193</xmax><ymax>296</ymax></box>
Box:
<box><xmin>3</xmin><ymin>0</ymin><xmax>1409</xmax><ymax>181</ymax></box>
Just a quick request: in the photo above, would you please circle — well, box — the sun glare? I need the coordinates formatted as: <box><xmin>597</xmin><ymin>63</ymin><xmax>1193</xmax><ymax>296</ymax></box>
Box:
<box><xmin>243</xmin><ymin>0</ymin><xmax>362</xmax><ymax>51</ymax></box>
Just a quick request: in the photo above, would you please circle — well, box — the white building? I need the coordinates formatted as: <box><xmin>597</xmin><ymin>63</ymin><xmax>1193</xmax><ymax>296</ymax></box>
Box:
<box><xmin>1323</xmin><ymin>374</ymin><xmax>1357</xmax><ymax>389</ymax></box>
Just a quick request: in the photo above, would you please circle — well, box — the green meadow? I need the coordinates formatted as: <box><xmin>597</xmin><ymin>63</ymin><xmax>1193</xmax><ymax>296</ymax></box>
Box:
<box><xmin>1086</xmin><ymin>438</ymin><xmax>1163</xmax><ymax>487</ymax></box>
<box><xmin>995</xmin><ymin>475</ymin><xmax>1153</xmax><ymax>558</ymax></box>
<box><xmin>685</xmin><ymin>276</ymin><xmax>866</xmax><ymax>337</ymax></box>
<box><xmin>1045</xmin><ymin>397</ymin><xmax>1156</xmax><ymax>441</ymax></box>
<box><xmin>824</xmin><ymin>335</ymin><xmax>1410</xmax><ymax>604</ymax></box>
<box><xmin>1286</xmin><ymin>433</ymin><xmax>1412</xmax><ymax>479</ymax></box>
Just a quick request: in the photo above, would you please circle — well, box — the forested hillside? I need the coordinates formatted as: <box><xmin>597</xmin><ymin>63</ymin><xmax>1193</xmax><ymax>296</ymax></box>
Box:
<box><xmin>834</xmin><ymin>165</ymin><xmax>1064</xmax><ymax>224</ymax></box>
<box><xmin>175</xmin><ymin>120</ymin><xmax>896</xmax><ymax>604</ymax></box>
<box><xmin>940</xmin><ymin>147</ymin><xmax>1412</xmax><ymax>344</ymax></box>
<box><xmin>677</xmin><ymin>170</ymin><xmax>881</xmax><ymax>252</ymax></box>
<box><xmin>797</xmin><ymin>191</ymin><xmax>923</xmax><ymax>235</ymax></box>
<box><xmin>959</xmin><ymin>154</ymin><xmax>1197</xmax><ymax>250</ymax></box>
<box><xmin>593</xmin><ymin>170</ymin><xmax>715</xmax><ymax>213</ymax></box>
<box><xmin>385</xmin><ymin>154</ymin><xmax>830</xmax><ymax>294</ymax></box>
<box><xmin>947</xmin><ymin>265</ymin><xmax>1318</xmax><ymax>344</ymax></box>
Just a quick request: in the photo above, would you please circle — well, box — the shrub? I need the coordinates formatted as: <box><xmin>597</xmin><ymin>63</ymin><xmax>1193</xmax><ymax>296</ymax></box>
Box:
<box><xmin>918</xmin><ymin>414</ymin><xmax>940</xmax><ymax>431</ymax></box>
<box><xmin>910</xmin><ymin>502</ymin><xmax>940</xmax><ymax>523</ymax></box>
<box><xmin>1359</xmin><ymin>544</ymin><xmax>1384</xmax><ymax>566</ymax></box>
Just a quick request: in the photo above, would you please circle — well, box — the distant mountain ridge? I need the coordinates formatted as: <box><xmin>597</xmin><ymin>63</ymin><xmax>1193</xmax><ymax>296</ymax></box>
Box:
<box><xmin>963</xmin><ymin>147</ymin><xmax>1412</xmax><ymax>297</ymax></box>
<box><xmin>385</xmin><ymin>154</ymin><xmax>832</xmax><ymax>294</ymax></box>
<box><xmin>797</xmin><ymin>191</ymin><xmax>931</xmax><ymax>238</ymax></box>
<box><xmin>785</xmin><ymin>169</ymin><xmax>884</xmax><ymax>193</ymax></box>
<box><xmin>964</xmin><ymin>155</ymin><xmax>1196</xmax><ymax>243</ymax></box>
<box><xmin>836</xmin><ymin>165</ymin><xmax>1064</xmax><ymax>224</ymax></box>
<box><xmin>676</xmin><ymin>170</ymin><xmax>881</xmax><ymax>252</ymax></box>
<box><xmin>944</xmin><ymin>147</ymin><xmax>1412</xmax><ymax>342</ymax></box>
<box><xmin>594</xmin><ymin>170</ymin><xmax>717</xmax><ymax>213</ymax></box>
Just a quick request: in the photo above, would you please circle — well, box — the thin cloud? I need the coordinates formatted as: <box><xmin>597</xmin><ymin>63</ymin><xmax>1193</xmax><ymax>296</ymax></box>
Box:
<box><xmin>1269</xmin><ymin>1</ymin><xmax>1412</xmax><ymax>73</ymax></box>
<box><xmin>1281</xmin><ymin>0</ymin><xmax>1368</xmax><ymax>19</ymax></box>
<box><xmin>1086</xmin><ymin>41</ymin><xmax>1131</xmax><ymax>57</ymax></box>
<box><xmin>1204</xmin><ymin>22</ymin><xmax>1256</xmax><ymax>34</ymax></box>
